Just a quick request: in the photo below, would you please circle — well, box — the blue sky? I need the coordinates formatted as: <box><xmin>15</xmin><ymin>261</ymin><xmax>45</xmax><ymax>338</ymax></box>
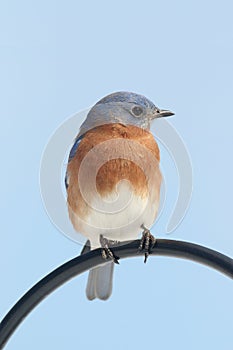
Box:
<box><xmin>0</xmin><ymin>1</ymin><xmax>233</xmax><ymax>349</ymax></box>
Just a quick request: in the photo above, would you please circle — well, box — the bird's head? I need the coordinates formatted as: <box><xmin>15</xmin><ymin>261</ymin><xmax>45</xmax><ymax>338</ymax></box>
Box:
<box><xmin>79</xmin><ymin>91</ymin><xmax>174</xmax><ymax>136</ymax></box>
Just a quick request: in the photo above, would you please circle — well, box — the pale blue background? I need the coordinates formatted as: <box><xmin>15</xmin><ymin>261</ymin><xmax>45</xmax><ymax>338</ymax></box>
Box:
<box><xmin>1</xmin><ymin>1</ymin><xmax>233</xmax><ymax>349</ymax></box>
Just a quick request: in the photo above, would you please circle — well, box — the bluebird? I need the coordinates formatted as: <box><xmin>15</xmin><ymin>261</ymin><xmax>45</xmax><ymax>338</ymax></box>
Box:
<box><xmin>65</xmin><ymin>91</ymin><xmax>174</xmax><ymax>300</ymax></box>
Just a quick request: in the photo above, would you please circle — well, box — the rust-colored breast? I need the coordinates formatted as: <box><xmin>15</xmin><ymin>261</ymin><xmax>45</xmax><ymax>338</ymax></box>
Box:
<box><xmin>67</xmin><ymin>124</ymin><xmax>160</xmax><ymax>215</ymax></box>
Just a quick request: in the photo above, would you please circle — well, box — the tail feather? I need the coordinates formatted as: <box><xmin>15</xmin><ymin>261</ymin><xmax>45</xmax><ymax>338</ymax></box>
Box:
<box><xmin>86</xmin><ymin>262</ymin><xmax>114</xmax><ymax>301</ymax></box>
<box><xmin>86</xmin><ymin>268</ymin><xmax>97</xmax><ymax>301</ymax></box>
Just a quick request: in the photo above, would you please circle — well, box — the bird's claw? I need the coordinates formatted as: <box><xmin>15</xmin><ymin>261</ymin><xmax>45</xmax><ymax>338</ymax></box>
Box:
<box><xmin>138</xmin><ymin>225</ymin><xmax>156</xmax><ymax>263</ymax></box>
<box><xmin>100</xmin><ymin>235</ymin><xmax>120</xmax><ymax>264</ymax></box>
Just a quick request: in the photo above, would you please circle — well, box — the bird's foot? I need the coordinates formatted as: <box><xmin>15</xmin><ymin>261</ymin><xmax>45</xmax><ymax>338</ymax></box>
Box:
<box><xmin>138</xmin><ymin>225</ymin><xmax>156</xmax><ymax>263</ymax></box>
<box><xmin>99</xmin><ymin>235</ymin><xmax>120</xmax><ymax>264</ymax></box>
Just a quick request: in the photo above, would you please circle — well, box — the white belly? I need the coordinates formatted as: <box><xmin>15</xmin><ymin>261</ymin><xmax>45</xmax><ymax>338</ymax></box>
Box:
<box><xmin>69</xmin><ymin>181</ymin><xmax>160</xmax><ymax>249</ymax></box>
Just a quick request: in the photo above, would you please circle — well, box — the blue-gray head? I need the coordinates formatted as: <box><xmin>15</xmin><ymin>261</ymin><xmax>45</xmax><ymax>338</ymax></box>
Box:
<box><xmin>78</xmin><ymin>91</ymin><xmax>174</xmax><ymax>136</ymax></box>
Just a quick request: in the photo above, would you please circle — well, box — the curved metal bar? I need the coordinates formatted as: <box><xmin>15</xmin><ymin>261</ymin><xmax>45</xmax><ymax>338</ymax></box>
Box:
<box><xmin>0</xmin><ymin>239</ymin><xmax>232</xmax><ymax>349</ymax></box>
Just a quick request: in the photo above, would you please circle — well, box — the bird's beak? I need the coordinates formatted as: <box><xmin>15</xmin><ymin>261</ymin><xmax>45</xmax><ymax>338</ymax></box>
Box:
<box><xmin>152</xmin><ymin>109</ymin><xmax>175</xmax><ymax>119</ymax></box>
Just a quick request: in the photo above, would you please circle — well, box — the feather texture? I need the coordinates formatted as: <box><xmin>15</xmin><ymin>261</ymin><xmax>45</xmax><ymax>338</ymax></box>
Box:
<box><xmin>66</xmin><ymin>123</ymin><xmax>161</xmax><ymax>300</ymax></box>
<box><xmin>86</xmin><ymin>263</ymin><xmax>114</xmax><ymax>300</ymax></box>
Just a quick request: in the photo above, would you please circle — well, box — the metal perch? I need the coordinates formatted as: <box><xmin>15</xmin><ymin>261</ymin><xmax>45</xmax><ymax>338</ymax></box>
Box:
<box><xmin>0</xmin><ymin>239</ymin><xmax>232</xmax><ymax>349</ymax></box>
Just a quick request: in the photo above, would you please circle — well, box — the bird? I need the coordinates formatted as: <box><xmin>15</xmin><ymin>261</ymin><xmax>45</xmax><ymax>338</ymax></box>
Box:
<box><xmin>65</xmin><ymin>91</ymin><xmax>174</xmax><ymax>300</ymax></box>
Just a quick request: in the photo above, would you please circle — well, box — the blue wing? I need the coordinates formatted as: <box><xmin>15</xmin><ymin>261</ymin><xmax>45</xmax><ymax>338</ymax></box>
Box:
<box><xmin>65</xmin><ymin>135</ymin><xmax>84</xmax><ymax>189</ymax></box>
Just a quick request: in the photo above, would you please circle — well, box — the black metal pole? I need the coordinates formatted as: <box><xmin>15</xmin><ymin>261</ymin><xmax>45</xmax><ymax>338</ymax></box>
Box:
<box><xmin>0</xmin><ymin>239</ymin><xmax>232</xmax><ymax>349</ymax></box>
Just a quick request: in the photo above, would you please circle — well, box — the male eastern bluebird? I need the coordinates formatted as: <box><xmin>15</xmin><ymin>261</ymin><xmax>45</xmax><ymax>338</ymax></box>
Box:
<box><xmin>65</xmin><ymin>91</ymin><xmax>174</xmax><ymax>300</ymax></box>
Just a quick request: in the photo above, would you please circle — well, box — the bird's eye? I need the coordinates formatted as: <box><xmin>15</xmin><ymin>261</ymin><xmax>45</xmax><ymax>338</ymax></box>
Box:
<box><xmin>132</xmin><ymin>106</ymin><xmax>143</xmax><ymax>117</ymax></box>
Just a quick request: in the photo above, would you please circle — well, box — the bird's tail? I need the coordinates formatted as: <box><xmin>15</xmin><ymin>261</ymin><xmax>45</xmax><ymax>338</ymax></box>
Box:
<box><xmin>86</xmin><ymin>262</ymin><xmax>114</xmax><ymax>301</ymax></box>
